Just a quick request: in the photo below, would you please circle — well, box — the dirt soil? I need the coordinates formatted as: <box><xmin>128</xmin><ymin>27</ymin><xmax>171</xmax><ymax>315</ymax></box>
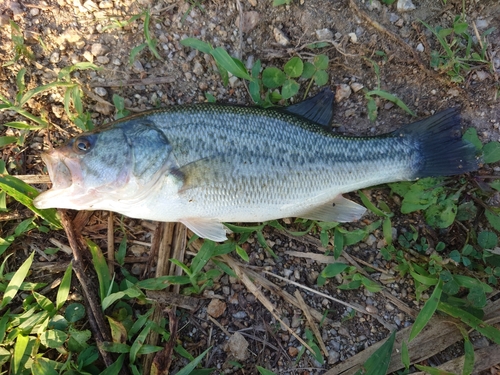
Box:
<box><xmin>0</xmin><ymin>0</ymin><xmax>499</xmax><ymax>374</ymax></box>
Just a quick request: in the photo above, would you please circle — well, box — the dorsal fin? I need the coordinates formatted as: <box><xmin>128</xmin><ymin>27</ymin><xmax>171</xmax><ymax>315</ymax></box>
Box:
<box><xmin>282</xmin><ymin>88</ymin><xmax>334</xmax><ymax>129</ymax></box>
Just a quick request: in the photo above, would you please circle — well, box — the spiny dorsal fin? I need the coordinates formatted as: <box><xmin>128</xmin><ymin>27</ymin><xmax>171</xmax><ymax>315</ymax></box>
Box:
<box><xmin>282</xmin><ymin>88</ymin><xmax>334</xmax><ymax>129</ymax></box>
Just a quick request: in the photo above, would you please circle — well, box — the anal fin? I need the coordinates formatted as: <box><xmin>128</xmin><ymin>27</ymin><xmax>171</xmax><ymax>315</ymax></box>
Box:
<box><xmin>181</xmin><ymin>219</ymin><xmax>228</xmax><ymax>242</ymax></box>
<box><xmin>300</xmin><ymin>195</ymin><xmax>366</xmax><ymax>222</ymax></box>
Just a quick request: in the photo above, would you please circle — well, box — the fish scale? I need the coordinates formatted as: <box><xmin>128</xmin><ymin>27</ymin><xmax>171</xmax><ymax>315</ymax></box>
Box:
<box><xmin>33</xmin><ymin>89</ymin><xmax>479</xmax><ymax>241</ymax></box>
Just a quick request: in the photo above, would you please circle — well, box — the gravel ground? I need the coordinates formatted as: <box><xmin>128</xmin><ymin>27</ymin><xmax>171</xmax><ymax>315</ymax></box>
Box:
<box><xmin>0</xmin><ymin>0</ymin><xmax>499</xmax><ymax>374</ymax></box>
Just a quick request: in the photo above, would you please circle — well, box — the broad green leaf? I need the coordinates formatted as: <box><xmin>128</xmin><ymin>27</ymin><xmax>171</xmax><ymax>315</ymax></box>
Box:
<box><xmin>210</xmin><ymin>48</ymin><xmax>251</xmax><ymax>80</ymax></box>
<box><xmin>191</xmin><ymin>240</ymin><xmax>215</xmax><ymax>275</ymax></box>
<box><xmin>102</xmin><ymin>287</ymin><xmax>142</xmax><ymax>310</ymax></box>
<box><xmin>0</xmin><ymin>252</ymin><xmax>34</xmax><ymax>308</ymax></box>
<box><xmin>409</xmin><ymin>280</ymin><xmax>442</xmax><ymax>342</ymax></box>
<box><xmin>284</xmin><ymin>57</ymin><xmax>303</xmax><ymax>78</ymax></box>
<box><xmin>483</xmin><ymin>141</ymin><xmax>500</xmax><ymax>163</ymax></box>
<box><xmin>235</xmin><ymin>245</ymin><xmax>249</xmax><ymax>262</ymax></box>
<box><xmin>462</xmin><ymin>128</ymin><xmax>482</xmax><ymax>150</ymax></box>
<box><xmin>0</xmin><ymin>136</ymin><xmax>19</xmax><ymax>147</ymax></box>
<box><xmin>100</xmin><ymin>353</ymin><xmax>125</xmax><ymax>375</ymax></box>
<box><xmin>68</xmin><ymin>327</ymin><xmax>91</xmax><ymax>352</ymax></box>
<box><xmin>424</xmin><ymin>198</ymin><xmax>457</xmax><ymax>228</ymax></box>
<box><xmin>354</xmin><ymin>330</ymin><xmax>396</xmax><ymax>375</ymax></box>
<box><xmin>333</xmin><ymin>227</ymin><xmax>344</xmax><ymax>259</ymax></box>
<box><xmin>0</xmin><ymin>175</ymin><xmax>61</xmax><ymax>229</ymax></box>
<box><xmin>65</xmin><ymin>303</ymin><xmax>86</xmax><ymax>323</ymax></box>
<box><xmin>462</xmin><ymin>332</ymin><xmax>474</xmax><ymax>375</ymax></box>
<box><xmin>281</xmin><ymin>79</ymin><xmax>299</xmax><ymax>99</ymax></box>
<box><xmin>249</xmin><ymin>81</ymin><xmax>261</xmax><ymax>104</ymax></box>
<box><xmin>313</xmin><ymin>69</ymin><xmax>329</xmax><ymax>86</ymax></box>
<box><xmin>477</xmin><ymin>231</ymin><xmax>497</xmax><ymax>249</ymax></box>
<box><xmin>301</xmin><ymin>61</ymin><xmax>316</xmax><ymax>80</ymax></box>
<box><xmin>313</xmin><ymin>54</ymin><xmax>329</xmax><ymax>70</ymax></box>
<box><xmin>262</xmin><ymin>67</ymin><xmax>286</xmax><ymax>89</ymax></box>
<box><xmin>320</xmin><ymin>263</ymin><xmax>348</xmax><ymax>279</ymax></box>
<box><xmin>453</xmin><ymin>275</ymin><xmax>492</xmax><ymax>293</ymax></box>
<box><xmin>180</xmin><ymin>38</ymin><xmax>213</xmax><ymax>54</ymax></box>
<box><xmin>101</xmin><ymin>342</ymin><xmax>130</xmax><ymax>353</ymax></box>
<box><xmin>359</xmin><ymin>190</ymin><xmax>388</xmax><ymax>217</ymax></box>
<box><xmin>77</xmin><ymin>346</ymin><xmax>99</xmax><ymax>368</ymax></box>
<box><xmin>467</xmin><ymin>286</ymin><xmax>486</xmax><ymax>309</ymax></box>
<box><xmin>108</xmin><ymin>316</ymin><xmax>128</xmax><ymax>344</ymax></box>
<box><xmin>40</xmin><ymin>329</ymin><xmax>68</xmax><ymax>348</ymax></box>
<box><xmin>33</xmin><ymin>291</ymin><xmax>55</xmax><ymax>313</ymax></box>
<box><xmin>32</xmin><ymin>358</ymin><xmax>59</xmax><ymax>375</ymax></box>
<box><xmin>176</xmin><ymin>347</ymin><xmax>211</xmax><ymax>375</ymax></box>
<box><xmin>485</xmin><ymin>210</ymin><xmax>500</xmax><ymax>231</ymax></box>
<box><xmin>438</xmin><ymin>302</ymin><xmax>500</xmax><ymax>344</ymax></box>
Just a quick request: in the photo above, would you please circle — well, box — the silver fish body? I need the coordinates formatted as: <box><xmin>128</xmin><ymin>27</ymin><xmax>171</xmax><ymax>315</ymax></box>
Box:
<box><xmin>33</xmin><ymin>90</ymin><xmax>479</xmax><ymax>241</ymax></box>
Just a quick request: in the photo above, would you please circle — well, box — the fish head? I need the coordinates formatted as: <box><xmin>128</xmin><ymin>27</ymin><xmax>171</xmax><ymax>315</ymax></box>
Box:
<box><xmin>34</xmin><ymin>119</ymin><xmax>176</xmax><ymax>211</ymax></box>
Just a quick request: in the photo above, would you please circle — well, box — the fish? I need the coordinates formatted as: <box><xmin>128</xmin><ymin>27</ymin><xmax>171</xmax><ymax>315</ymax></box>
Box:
<box><xmin>33</xmin><ymin>89</ymin><xmax>480</xmax><ymax>241</ymax></box>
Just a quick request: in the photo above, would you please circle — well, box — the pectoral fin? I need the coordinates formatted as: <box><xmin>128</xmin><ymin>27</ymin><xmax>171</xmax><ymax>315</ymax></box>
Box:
<box><xmin>181</xmin><ymin>219</ymin><xmax>228</xmax><ymax>242</ymax></box>
<box><xmin>301</xmin><ymin>196</ymin><xmax>366</xmax><ymax>222</ymax></box>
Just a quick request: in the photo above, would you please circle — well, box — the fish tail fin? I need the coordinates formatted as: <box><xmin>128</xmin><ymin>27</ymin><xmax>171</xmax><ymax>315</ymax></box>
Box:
<box><xmin>396</xmin><ymin>108</ymin><xmax>480</xmax><ymax>178</ymax></box>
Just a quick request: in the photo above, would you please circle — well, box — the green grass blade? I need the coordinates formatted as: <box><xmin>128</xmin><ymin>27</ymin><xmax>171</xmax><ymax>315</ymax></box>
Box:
<box><xmin>86</xmin><ymin>239</ymin><xmax>111</xmax><ymax>303</ymax></box>
<box><xmin>56</xmin><ymin>262</ymin><xmax>73</xmax><ymax>309</ymax></box>
<box><xmin>0</xmin><ymin>136</ymin><xmax>19</xmax><ymax>147</ymax></box>
<box><xmin>176</xmin><ymin>347</ymin><xmax>211</xmax><ymax>375</ymax></box>
<box><xmin>19</xmin><ymin>82</ymin><xmax>75</xmax><ymax>107</ymax></box>
<box><xmin>358</xmin><ymin>190</ymin><xmax>388</xmax><ymax>217</ymax></box>
<box><xmin>180</xmin><ymin>38</ymin><xmax>213</xmax><ymax>54</ymax></box>
<box><xmin>13</xmin><ymin>334</ymin><xmax>30</xmax><ymax>375</ymax></box>
<box><xmin>438</xmin><ymin>302</ymin><xmax>500</xmax><ymax>344</ymax></box>
<box><xmin>414</xmin><ymin>364</ymin><xmax>455</xmax><ymax>375</ymax></box>
<box><xmin>401</xmin><ymin>340</ymin><xmax>410</xmax><ymax>369</ymax></box>
<box><xmin>130</xmin><ymin>322</ymin><xmax>151</xmax><ymax>363</ymax></box>
<box><xmin>409</xmin><ymin>279</ymin><xmax>442</xmax><ymax>342</ymax></box>
<box><xmin>3</xmin><ymin>121</ymin><xmax>45</xmax><ymax>131</ymax></box>
<box><xmin>354</xmin><ymin>330</ymin><xmax>396</xmax><ymax>375</ymax></box>
<box><xmin>100</xmin><ymin>353</ymin><xmax>125</xmax><ymax>375</ymax></box>
<box><xmin>366</xmin><ymin>89</ymin><xmax>416</xmax><ymax>116</ymax></box>
<box><xmin>0</xmin><ymin>175</ymin><xmax>61</xmax><ymax>228</ymax></box>
<box><xmin>0</xmin><ymin>252</ymin><xmax>34</xmax><ymax>308</ymax></box>
<box><xmin>211</xmin><ymin>47</ymin><xmax>251</xmax><ymax>80</ymax></box>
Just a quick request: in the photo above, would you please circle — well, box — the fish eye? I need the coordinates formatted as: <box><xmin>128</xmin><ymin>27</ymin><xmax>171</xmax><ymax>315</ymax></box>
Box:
<box><xmin>73</xmin><ymin>136</ymin><xmax>92</xmax><ymax>153</ymax></box>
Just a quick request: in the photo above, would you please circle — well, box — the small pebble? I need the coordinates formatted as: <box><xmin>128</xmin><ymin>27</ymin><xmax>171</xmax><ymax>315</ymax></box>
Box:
<box><xmin>348</xmin><ymin>32</ymin><xmax>358</xmax><ymax>43</ymax></box>
<box><xmin>99</xmin><ymin>0</ymin><xmax>113</xmax><ymax>8</ymax></box>
<box><xmin>335</xmin><ymin>84</ymin><xmax>351</xmax><ymax>102</ymax></box>
<box><xmin>273</xmin><ymin>27</ymin><xmax>290</xmax><ymax>46</ymax></box>
<box><xmin>288</xmin><ymin>347</ymin><xmax>299</xmax><ymax>357</ymax></box>
<box><xmin>315</xmin><ymin>28</ymin><xmax>333</xmax><ymax>40</ymax></box>
<box><xmin>207</xmin><ymin>299</ymin><xmax>226</xmax><ymax>318</ymax></box>
<box><xmin>416</xmin><ymin>43</ymin><xmax>424</xmax><ymax>52</ymax></box>
<box><xmin>397</xmin><ymin>0</ymin><xmax>416</xmax><ymax>12</ymax></box>
<box><xmin>350</xmin><ymin>82</ymin><xmax>364</xmax><ymax>92</ymax></box>
<box><xmin>91</xmin><ymin>43</ymin><xmax>108</xmax><ymax>56</ymax></box>
<box><xmin>232</xmin><ymin>311</ymin><xmax>247</xmax><ymax>319</ymax></box>
<box><xmin>30</xmin><ymin>8</ymin><xmax>40</xmax><ymax>16</ymax></box>
<box><xmin>96</xmin><ymin>56</ymin><xmax>109</xmax><ymax>64</ymax></box>
<box><xmin>49</xmin><ymin>51</ymin><xmax>60</xmax><ymax>63</ymax></box>
<box><xmin>94</xmin><ymin>87</ymin><xmax>107</xmax><ymax>97</ymax></box>
<box><xmin>226</xmin><ymin>332</ymin><xmax>249</xmax><ymax>361</ymax></box>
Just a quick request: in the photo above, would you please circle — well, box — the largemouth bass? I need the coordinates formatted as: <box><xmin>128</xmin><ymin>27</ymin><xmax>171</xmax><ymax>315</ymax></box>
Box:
<box><xmin>33</xmin><ymin>89</ymin><xmax>479</xmax><ymax>241</ymax></box>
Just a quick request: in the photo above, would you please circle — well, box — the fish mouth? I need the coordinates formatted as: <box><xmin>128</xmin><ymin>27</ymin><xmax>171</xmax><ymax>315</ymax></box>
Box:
<box><xmin>33</xmin><ymin>150</ymin><xmax>84</xmax><ymax>210</ymax></box>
